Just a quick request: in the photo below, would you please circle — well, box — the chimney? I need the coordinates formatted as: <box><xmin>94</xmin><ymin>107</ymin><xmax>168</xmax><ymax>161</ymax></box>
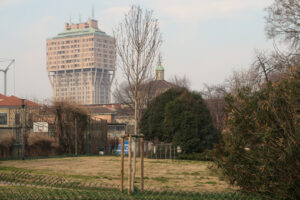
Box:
<box><xmin>65</xmin><ymin>23</ymin><xmax>70</xmax><ymax>30</ymax></box>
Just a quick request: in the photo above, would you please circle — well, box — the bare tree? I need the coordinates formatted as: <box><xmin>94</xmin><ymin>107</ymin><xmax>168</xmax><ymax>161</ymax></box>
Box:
<box><xmin>169</xmin><ymin>75</ymin><xmax>191</xmax><ymax>89</ymax></box>
<box><xmin>253</xmin><ymin>50</ymin><xmax>300</xmax><ymax>84</ymax></box>
<box><xmin>114</xmin><ymin>5</ymin><xmax>162</xmax><ymax>191</ymax></box>
<box><xmin>201</xmin><ymin>84</ymin><xmax>227</xmax><ymax>130</ymax></box>
<box><xmin>224</xmin><ymin>66</ymin><xmax>260</xmax><ymax>94</ymax></box>
<box><xmin>265</xmin><ymin>0</ymin><xmax>300</xmax><ymax>50</ymax></box>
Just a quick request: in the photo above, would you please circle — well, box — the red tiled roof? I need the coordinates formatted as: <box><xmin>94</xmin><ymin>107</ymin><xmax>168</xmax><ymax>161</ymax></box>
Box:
<box><xmin>0</xmin><ymin>94</ymin><xmax>39</xmax><ymax>107</ymax></box>
<box><xmin>88</xmin><ymin>107</ymin><xmax>115</xmax><ymax>114</ymax></box>
<box><xmin>149</xmin><ymin>80</ymin><xmax>176</xmax><ymax>89</ymax></box>
<box><xmin>83</xmin><ymin>103</ymin><xmax>122</xmax><ymax>114</ymax></box>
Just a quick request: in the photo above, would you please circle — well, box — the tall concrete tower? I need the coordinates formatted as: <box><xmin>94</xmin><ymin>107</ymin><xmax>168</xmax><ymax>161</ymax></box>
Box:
<box><xmin>46</xmin><ymin>19</ymin><xmax>116</xmax><ymax>104</ymax></box>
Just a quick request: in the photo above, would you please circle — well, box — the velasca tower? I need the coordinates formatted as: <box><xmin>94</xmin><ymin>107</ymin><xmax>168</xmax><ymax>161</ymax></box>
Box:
<box><xmin>46</xmin><ymin>18</ymin><xmax>116</xmax><ymax>104</ymax></box>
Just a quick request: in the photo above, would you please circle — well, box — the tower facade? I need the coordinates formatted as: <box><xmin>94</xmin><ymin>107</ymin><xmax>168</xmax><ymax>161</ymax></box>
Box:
<box><xmin>46</xmin><ymin>19</ymin><xmax>116</xmax><ymax>104</ymax></box>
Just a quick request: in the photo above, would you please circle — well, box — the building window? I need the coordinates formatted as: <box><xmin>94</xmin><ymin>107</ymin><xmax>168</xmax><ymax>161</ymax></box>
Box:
<box><xmin>0</xmin><ymin>113</ymin><xmax>8</xmax><ymax>125</ymax></box>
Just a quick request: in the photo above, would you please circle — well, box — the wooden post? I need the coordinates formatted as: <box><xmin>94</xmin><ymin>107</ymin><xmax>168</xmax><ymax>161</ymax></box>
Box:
<box><xmin>128</xmin><ymin>135</ymin><xmax>132</xmax><ymax>194</ymax></box>
<box><xmin>140</xmin><ymin>138</ymin><xmax>144</xmax><ymax>192</ymax></box>
<box><xmin>120</xmin><ymin>137</ymin><xmax>124</xmax><ymax>193</ymax></box>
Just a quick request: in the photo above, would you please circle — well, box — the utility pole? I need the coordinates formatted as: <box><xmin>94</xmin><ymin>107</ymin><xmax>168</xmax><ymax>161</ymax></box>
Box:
<box><xmin>0</xmin><ymin>59</ymin><xmax>15</xmax><ymax>95</ymax></box>
<box><xmin>21</xmin><ymin>99</ymin><xmax>25</xmax><ymax>160</ymax></box>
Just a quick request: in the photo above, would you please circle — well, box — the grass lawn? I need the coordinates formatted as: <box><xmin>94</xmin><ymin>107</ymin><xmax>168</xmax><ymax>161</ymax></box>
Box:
<box><xmin>0</xmin><ymin>156</ymin><xmax>233</xmax><ymax>192</ymax></box>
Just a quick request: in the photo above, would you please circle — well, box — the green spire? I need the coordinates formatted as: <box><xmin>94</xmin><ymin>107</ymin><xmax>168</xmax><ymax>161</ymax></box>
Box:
<box><xmin>156</xmin><ymin>65</ymin><xmax>164</xmax><ymax>71</ymax></box>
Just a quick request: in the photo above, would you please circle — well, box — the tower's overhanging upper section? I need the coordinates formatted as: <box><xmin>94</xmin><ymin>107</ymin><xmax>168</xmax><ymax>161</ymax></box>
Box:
<box><xmin>46</xmin><ymin>19</ymin><xmax>116</xmax><ymax>73</ymax></box>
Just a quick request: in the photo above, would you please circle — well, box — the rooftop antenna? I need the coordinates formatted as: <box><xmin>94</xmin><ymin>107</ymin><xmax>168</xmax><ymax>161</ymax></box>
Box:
<box><xmin>0</xmin><ymin>59</ymin><xmax>15</xmax><ymax>95</ymax></box>
<box><xmin>69</xmin><ymin>16</ymin><xmax>72</xmax><ymax>24</ymax></box>
<box><xmin>79</xmin><ymin>13</ymin><xmax>82</xmax><ymax>23</ymax></box>
<box><xmin>92</xmin><ymin>5</ymin><xmax>95</xmax><ymax>19</ymax></box>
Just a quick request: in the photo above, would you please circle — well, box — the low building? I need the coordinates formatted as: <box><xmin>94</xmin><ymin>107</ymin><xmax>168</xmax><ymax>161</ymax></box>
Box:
<box><xmin>0</xmin><ymin>94</ymin><xmax>39</xmax><ymax>138</ymax></box>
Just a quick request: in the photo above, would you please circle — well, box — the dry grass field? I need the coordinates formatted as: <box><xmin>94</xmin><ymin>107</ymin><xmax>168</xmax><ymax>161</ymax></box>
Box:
<box><xmin>0</xmin><ymin>156</ymin><xmax>234</xmax><ymax>192</ymax></box>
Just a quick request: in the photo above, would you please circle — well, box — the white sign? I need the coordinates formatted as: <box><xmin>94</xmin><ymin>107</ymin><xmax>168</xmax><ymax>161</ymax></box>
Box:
<box><xmin>33</xmin><ymin>122</ymin><xmax>48</xmax><ymax>133</ymax></box>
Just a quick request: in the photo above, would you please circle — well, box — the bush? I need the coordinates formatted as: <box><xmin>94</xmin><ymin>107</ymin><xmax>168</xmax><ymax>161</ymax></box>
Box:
<box><xmin>141</xmin><ymin>88</ymin><xmax>218</xmax><ymax>154</ymax></box>
<box><xmin>26</xmin><ymin>133</ymin><xmax>59</xmax><ymax>156</ymax></box>
<box><xmin>214</xmin><ymin>72</ymin><xmax>300</xmax><ymax>199</ymax></box>
<box><xmin>53</xmin><ymin>101</ymin><xmax>89</xmax><ymax>154</ymax></box>
<box><xmin>0</xmin><ymin>134</ymin><xmax>15</xmax><ymax>158</ymax></box>
<box><xmin>177</xmin><ymin>150</ymin><xmax>214</xmax><ymax>161</ymax></box>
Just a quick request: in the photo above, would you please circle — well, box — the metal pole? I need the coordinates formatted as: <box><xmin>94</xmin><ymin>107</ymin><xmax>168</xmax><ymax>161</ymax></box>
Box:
<box><xmin>75</xmin><ymin>117</ymin><xmax>78</xmax><ymax>156</ymax></box>
<box><xmin>170</xmin><ymin>145</ymin><xmax>171</xmax><ymax>160</ymax></box>
<box><xmin>165</xmin><ymin>145</ymin><xmax>167</xmax><ymax>159</ymax></box>
<box><xmin>140</xmin><ymin>137</ymin><xmax>144</xmax><ymax>192</ymax></box>
<box><xmin>174</xmin><ymin>145</ymin><xmax>176</xmax><ymax>160</ymax></box>
<box><xmin>4</xmin><ymin>71</ymin><xmax>7</xmax><ymax>96</ymax></box>
<box><xmin>21</xmin><ymin>99</ymin><xmax>25</xmax><ymax>160</ymax></box>
<box><xmin>120</xmin><ymin>137</ymin><xmax>124</xmax><ymax>193</ymax></box>
<box><xmin>87</xmin><ymin>117</ymin><xmax>90</xmax><ymax>154</ymax></box>
<box><xmin>128</xmin><ymin>135</ymin><xmax>132</xmax><ymax>194</ymax></box>
<box><xmin>159</xmin><ymin>145</ymin><xmax>161</xmax><ymax>159</ymax></box>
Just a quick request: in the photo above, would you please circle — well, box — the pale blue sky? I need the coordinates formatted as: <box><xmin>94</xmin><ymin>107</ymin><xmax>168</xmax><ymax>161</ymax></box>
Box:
<box><xmin>0</xmin><ymin>0</ymin><xmax>274</xmax><ymax>101</ymax></box>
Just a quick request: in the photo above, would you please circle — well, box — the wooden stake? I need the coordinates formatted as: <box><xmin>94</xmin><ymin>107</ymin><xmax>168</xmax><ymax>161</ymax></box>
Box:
<box><xmin>140</xmin><ymin>138</ymin><xmax>144</xmax><ymax>192</ymax></box>
<box><xmin>120</xmin><ymin>137</ymin><xmax>124</xmax><ymax>193</ymax></box>
<box><xmin>128</xmin><ymin>135</ymin><xmax>132</xmax><ymax>194</ymax></box>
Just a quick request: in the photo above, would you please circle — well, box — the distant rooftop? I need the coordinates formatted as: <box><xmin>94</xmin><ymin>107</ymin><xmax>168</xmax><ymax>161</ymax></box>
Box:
<box><xmin>0</xmin><ymin>94</ymin><xmax>39</xmax><ymax>107</ymax></box>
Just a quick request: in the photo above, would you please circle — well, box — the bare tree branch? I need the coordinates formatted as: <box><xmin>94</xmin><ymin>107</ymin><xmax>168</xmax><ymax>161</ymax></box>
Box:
<box><xmin>265</xmin><ymin>0</ymin><xmax>300</xmax><ymax>50</ymax></box>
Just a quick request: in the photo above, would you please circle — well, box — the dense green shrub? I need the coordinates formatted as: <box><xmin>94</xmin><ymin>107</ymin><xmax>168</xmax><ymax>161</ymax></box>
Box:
<box><xmin>214</xmin><ymin>72</ymin><xmax>300</xmax><ymax>199</ymax></box>
<box><xmin>177</xmin><ymin>150</ymin><xmax>214</xmax><ymax>161</ymax></box>
<box><xmin>140</xmin><ymin>88</ymin><xmax>184</xmax><ymax>142</ymax></box>
<box><xmin>141</xmin><ymin>88</ymin><xmax>218</xmax><ymax>154</ymax></box>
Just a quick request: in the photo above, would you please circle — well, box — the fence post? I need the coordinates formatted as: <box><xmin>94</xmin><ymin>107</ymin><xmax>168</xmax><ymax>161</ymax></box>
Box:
<box><xmin>159</xmin><ymin>145</ymin><xmax>161</xmax><ymax>159</ymax></box>
<box><xmin>174</xmin><ymin>145</ymin><xmax>176</xmax><ymax>160</ymax></box>
<box><xmin>120</xmin><ymin>137</ymin><xmax>124</xmax><ymax>193</ymax></box>
<box><xmin>165</xmin><ymin>145</ymin><xmax>167</xmax><ymax>159</ymax></box>
<box><xmin>86</xmin><ymin>117</ymin><xmax>91</xmax><ymax>155</ymax></box>
<box><xmin>170</xmin><ymin>144</ymin><xmax>172</xmax><ymax>161</ymax></box>
<box><xmin>151</xmin><ymin>144</ymin><xmax>153</xmax><ymax>159</ymax></box>
<box><xmin>21</xmin><ymin>99</ymin><xmax>25</xmax><ymax>160</ymax></box>
<box><xmin>128</xmin><ymin>134</ymin><xmax>132</xmax><ymax>194</ymax></box>
<box><xmin>75</xmin><ymin>117</ymin><xmax>78</xmax><ymax>156</ymax></box>
<box><xmin>155</xmin><ymin>145</ymin><xmax>157</xmax><ymax>159</ymax></box>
